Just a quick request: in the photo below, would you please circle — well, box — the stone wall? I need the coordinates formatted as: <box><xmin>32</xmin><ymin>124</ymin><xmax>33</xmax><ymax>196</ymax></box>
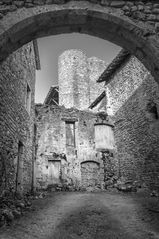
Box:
<box><xmin>106</xmin><ymin>56</ymin><xmax>159</xmax><ymax>190</ymax></box>
<box><xmin>0</xmin><ymin>42</ymin><xmax>36</xmax><ymax>194</ymax></box>
<box><xmin>59</xmin><ymin>49</ymin><xmax>106</xmax><ymax>110</ymax></box>
<box><xmin>35</xmin><ymin>104</ymin><xmax>105</xmax><ymax>190</ymax></box>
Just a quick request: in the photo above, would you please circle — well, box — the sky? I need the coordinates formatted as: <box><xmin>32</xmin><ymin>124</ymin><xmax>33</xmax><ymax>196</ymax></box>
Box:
<box><xmin>35</xmin><ymin>33</ymin><xmax>121</xmax><ymax>103</ymax></box>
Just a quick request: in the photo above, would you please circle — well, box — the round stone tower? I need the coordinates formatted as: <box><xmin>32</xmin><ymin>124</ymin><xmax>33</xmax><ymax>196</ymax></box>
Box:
<box><xmin>58</xmin><ymin>49</ymin><xmax>89</xmax><ymax>110</ymax></box>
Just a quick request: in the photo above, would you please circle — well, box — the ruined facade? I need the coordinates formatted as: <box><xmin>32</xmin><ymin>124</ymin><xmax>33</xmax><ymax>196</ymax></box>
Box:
<box><xmin>0</xmin><ymin>42</ymin><xmax>38</xmax><ymax>195</ymax></box>
<box><xmin>35</xmin><ymin>50</ymin><xmax>108</xmax><ymax>190</ymax></box>
<box><xmin>35</xmin><ymin>105</ymin><xmax>105</xmax><ymax>190</ymax></box>
<box><xmin>36</xmin><ymin>48</ymin><xmax>159</xmax><ymax>191</ymax></box>
<box><xmin>95</xmin><ymin>50</ymin><xmax>159</xmax><ymax>190</ymax></box>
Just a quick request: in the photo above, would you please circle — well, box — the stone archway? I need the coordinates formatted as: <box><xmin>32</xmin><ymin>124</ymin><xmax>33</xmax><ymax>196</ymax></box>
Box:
<box><xmin>0</xmin><ymin>1</ymin><xmax>159</xmax><ymax>82</ymax></box>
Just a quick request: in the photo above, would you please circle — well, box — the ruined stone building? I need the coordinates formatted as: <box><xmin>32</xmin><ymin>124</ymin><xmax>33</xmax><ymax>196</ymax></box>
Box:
<box><xmin>0</xmin><ymin>0</ymin><xmax>159</xmax><ymax>198</ymax></box>
<box><xmin>35</xmin><ymin>48</ymin><xmax>159</xmax><ymax>192</ymax></box>
<box><xmin>1</xmin><ymin>43</ymin><xmax>159</xmax><ymax>194</ymax></box>
<box><xmin>35</xmin><ymin>49</ymin><xmax>108</xmax><ymax>190</ymax></box>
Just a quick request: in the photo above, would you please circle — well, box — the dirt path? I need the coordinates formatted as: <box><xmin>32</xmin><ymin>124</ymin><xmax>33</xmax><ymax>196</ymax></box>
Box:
<box><xmin>0</xmin><ymin>191</ymin><xmax>159</xmax><ymax>239</ymax></box>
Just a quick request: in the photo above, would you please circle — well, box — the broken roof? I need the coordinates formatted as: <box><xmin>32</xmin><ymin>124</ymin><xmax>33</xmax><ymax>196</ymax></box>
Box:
<box><xmin>44</xmin><ymin>85</ymin><xmax>59</xmax><ymax>105</ymax></box>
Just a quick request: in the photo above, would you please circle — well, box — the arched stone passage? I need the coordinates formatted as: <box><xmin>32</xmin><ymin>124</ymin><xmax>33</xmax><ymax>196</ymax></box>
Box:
<box><xmin>0</xmin><ymin>1</ymin><xmax>159</xmax><ymax>82</ymax></box>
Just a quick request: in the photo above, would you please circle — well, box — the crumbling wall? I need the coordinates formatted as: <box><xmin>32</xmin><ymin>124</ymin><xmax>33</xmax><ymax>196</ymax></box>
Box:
<box><xmin>0</xmin><ymin>42</ymin><xmax>36</xmax><ymax>194</ymax></box>
<box><xmin>35</xmin><ymin>105</ymin><xmax>104</xmax><ymax>190</ymax></box>
<box><xmin>106</xmin><ymin>56</ymin><xmax>159</xmax><ymax>190</ymax></box>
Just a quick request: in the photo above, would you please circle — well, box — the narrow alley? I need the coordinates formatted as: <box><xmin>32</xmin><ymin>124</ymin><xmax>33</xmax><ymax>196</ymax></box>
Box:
<box><xmin>0</xmin><ymin>191</ymin><xmax>159</xmax><ymax>239</ymax></box>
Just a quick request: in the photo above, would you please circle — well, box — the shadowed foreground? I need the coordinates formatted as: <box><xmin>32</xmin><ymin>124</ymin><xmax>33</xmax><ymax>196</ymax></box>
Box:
<box><xmin>0</xmin><ymin>191</ymin><xmax>159</xmax><ymax>239</ymax></box>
